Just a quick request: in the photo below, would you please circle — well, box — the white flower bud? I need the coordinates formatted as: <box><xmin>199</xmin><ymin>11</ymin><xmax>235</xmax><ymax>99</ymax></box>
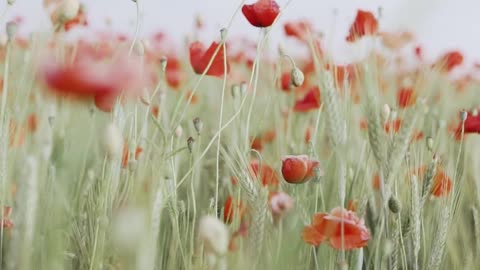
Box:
<box><xmin>193</xmin><ymin>117</ymin><xmax>203</xmax><ymax>135</ymax></box>
<box><xmin>175</xmin><ymin>125</ymin><xmax>183</xmax><ymax>138</ymax></box>
<box><xmin>102</xmin><ymin>122</ymin><xmax>123</xmax><ymax>159</ymax></box>
<box><xmin>197</xmin><ymin>215</ymin><xmax>229</xmax><ymax>256</ymax></box>
<box><xmin>382</xmin><ymin>104</ymin><xmax>391</xmax><ymax>123</ymax></box>
<box><xmin>291</xmin><ymin>67</ymin><xmax>304</xmax><ymax>87</ymax></box>
<box><xmin>426</xmin><ymin>136</ymin><xmax>434</xmax><ymax>151</ymax></box>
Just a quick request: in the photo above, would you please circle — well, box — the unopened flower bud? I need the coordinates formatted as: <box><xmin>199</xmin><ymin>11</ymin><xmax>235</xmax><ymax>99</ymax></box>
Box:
<box><xmin>197</xmin><ymin>215</ymin><xmax>229</xmax><ymax>256</ymax></box>
<box><xmin>239</xmin><ymin>82</ymin><xmax>247</xmax><ymax>96</ymax></box>
<box><xmin>382</xmin><ymin>104</ymin><xmax>391</xmax><ymax>123</ymax></box>
<box><xmin>426</xmin><ymin>136</ymin><xmax>434</xmax><ymax>151</ymax></box>
<box><xmin>6</xmin><ymin>21</ymin><xmax>17</xmax><ymax>41</ymax></box>
<box><xmin>472</xmin><ymin>108</ymin><xmax>478</xmax><ymax>117</ymax></box>
<box><xmin>193</xmin><ymin>117</ymin><xmax>203</xmax><ymax>135</ymax></box>
<box><xmin>175</xmin><ymin>125</ymin><xmax>183</xmax><ymax>138</ymax></box>
<box><xmin>220</xmin><ymin>28</ymin><xmax>228</xmax><ymax>42</ymax></box>
<box><xmin>160</xmin><ymin>56</ymin><xmax>168</xmax><ymax>72</ymax></box>
<box><xmin>102</xmin><ymin>123</ymin><xmax>123</xmax><ymax>159</ymax></box>
<box><xmin>231</xmin><ymin>84</ymin><xmax>240</xmax><ymax>98</ymax></box>
<box><xmin>460</xmin><ymin>110</ymin><xmax>468</xmax><ymax>122</ymax></box>
<box><xmin>388</xmin><ymin>195</ymin><xmax>401</xmax><ymax>214</ymax></box>
<box><xmin>59</xmin><ymin>0</ymin><xmax>80</xmax><ymax>21</ymax></box>
<box><xmin>7</xmin><ymin>0</ymin><xmax>15</xmax><ymax>5</ymax></box>
<box><xmin>290</xmin><ymin>67</ymin><xmax>304</xmax><ymax>87</ymax></box>
<box><xmin>187</xmin><ymin>136</ymin><xmax>195</xmax><ymax>153</ymax></box>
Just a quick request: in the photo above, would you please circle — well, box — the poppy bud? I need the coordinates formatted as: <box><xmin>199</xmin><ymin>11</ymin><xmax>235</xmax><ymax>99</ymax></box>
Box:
<box><xmin>175</xmin><ymin>125</ymin><xmax>183</xmax><ymax>138</ymax></box>
<box><xmin>239</xmin><ymin>81</ymin><xmax>248</xmax><ymax>96</ymax></box>
<box><xmin>7</xmin><ymin>0</ymin><xmax>14</xmax><ymax>5</ymax></box>
<box><xmin>160</xmin><ymin>56</ymin><xmax>168</xmax><ymax>72</ymax></box>
<box><xmin>197</xmin><ymin>215</ymin><xmax>229</xmax><ymax>256</ymax></box>
<box><xmin>472</xmin><ymin>108</ymin><xmax>478</xmax><ymax>117</ymax></box>
<box><xmin>102</xmin><ymin>123</ymin><xmax>123</xmax><ymax>159</ymax></box>
<box><xmin>291</xmin><ymin>67</ymin><xmax>304</xmax><ymax>87</ymax></box>
<box><xmin>59</xmin><ymin>0</ymin><xmax>80</xmax><ymax>21</ymax></box>
<box><xmin>6</xmin><ymin>21</ymin><xmax>17</xmax><ymax>41</ymax></box>
<box><xmin>231</xmin><ymin>84</ymin><xmax>240</xmax><ymax>98</ymax></box>
<box><xmin>281</xmin><ymin>155</ymin><xmax>308</xmax><ymax>183</ymax></box>
<box><xmin>426</xmin><ymin>136</ymin><xmax>434</xmax><ymax>151</ymax></box>
<box><xmin>193</xmin><ymin>117</ymin><xmax>203</xmax><ymax>135</ymax></box>
<box><xmin>388</xmin><ymin>195</ymin><xmax>401</xmax><ymax>214</ymax></box>
<box><xmin>460</xmin><ymin>110</ymin><xmax>468</xmax><ymax>122</ymax></box>
<box><xmin>382</xmin><ymin>103</ymin><xmax>391</xmax><ymax>123</ymax></box>
<box><xmin>220</xmin><ymin>28</ymin><xmax>228</xmax><ymax>42</ymax></box>
<box><xmin>187</xmin><ymin>136</ymin><xmax>195</xmax><ymax>153</ymax></box>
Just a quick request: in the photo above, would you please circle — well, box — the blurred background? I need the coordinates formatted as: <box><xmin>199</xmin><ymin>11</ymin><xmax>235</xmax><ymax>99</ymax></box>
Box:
<box><xmin>3</xmin><ymin>0</ymin><xmax>480</xmax><ymax>63</ymax></box>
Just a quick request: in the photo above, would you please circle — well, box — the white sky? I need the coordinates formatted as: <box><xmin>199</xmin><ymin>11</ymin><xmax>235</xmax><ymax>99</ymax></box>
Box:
<box><xmin>2</xmin><ymin>0</ymin><xmax>480</xmax><ymax>63</ymax></box>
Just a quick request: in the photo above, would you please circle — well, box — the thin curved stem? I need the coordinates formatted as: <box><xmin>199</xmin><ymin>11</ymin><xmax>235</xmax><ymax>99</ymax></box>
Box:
<box><xmin>128</xmin><ymin>0</ymin><xmax>142</xmax><ymax>56</ymax></box>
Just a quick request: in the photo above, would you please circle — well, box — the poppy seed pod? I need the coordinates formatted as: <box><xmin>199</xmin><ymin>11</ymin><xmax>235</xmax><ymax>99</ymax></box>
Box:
<box><xmin>220</xmin><ymin>28</ymin><xmax>228</xmax><ymax>42</ymax></box>
<box><xmin>193</xmin><ymin>117</ymin><xmax>203</xmax><ymax>135</ymax></box>
<box><xmin>6</xmin><ymin>21</ymin><xmax>17</xmax><ymax>41</ymax></box>
<box><xmin>160</xmin><ymin>56</ymin><xmax>168</xmax><ymax>72</ymax></box>
<box><xmin>291</xmin><ymin>67</ymin><xmax>304</xmax><ymax>87</ymax></box>
<box><xmin>187</xmin><ymin>136</ymin><xmax>195</xmax><ymax>153</ymax></box>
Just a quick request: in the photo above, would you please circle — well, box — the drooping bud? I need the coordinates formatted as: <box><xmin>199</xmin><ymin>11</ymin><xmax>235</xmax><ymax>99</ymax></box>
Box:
<box><xmin>290</xmin><ymin>67</ymin><xmax>304</xmax><ymax>87</ymax></box>
<box><xmin>193</xmin><ymin>117</ymin><xmax>203</xmax><ymax>135</ymax></box>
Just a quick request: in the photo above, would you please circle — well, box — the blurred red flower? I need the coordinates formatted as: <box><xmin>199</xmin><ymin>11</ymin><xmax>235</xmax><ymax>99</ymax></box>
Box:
<box><xmin>397</xmin><ymin>87</ymin><xmax>416</xmax><ymax>108</ymax></box>
<box><xmin>303</xmin><ymin>207</ymin><xmax>370</xmax><ymax>250</ymax></box>
<box><xmin>346</xmin><ymin>10</ymin><xmax>378</xmax><ymax>42</ymax></box>
<box><xmin>284</xmin><ymin>20</ymin><xmax>312</xmax><ymax>41</ymax></box>
<box><xmin>281</xmin><ymin>155</ymin><xmax>320</xmax><ymax>184</ymax></box>
<box><xmin>293</xmin><ymin>86</ymin><xmax>321</xmax><ymax>112</ymax></box>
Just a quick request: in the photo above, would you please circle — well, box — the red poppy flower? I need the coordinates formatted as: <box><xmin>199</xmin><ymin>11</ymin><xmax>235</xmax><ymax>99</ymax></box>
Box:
<box><xmin>303</xmin><ymin>207</ymin><xmax>370</xmax><ymax>250</ymax></box>
<box><xmin>281</xmin><ymin>155</ymin><xmax>321</xmax><ymax>184</ymax></box>
<box><xmin>224</xmin><ymin>195</ymin><xmax>246</xmax><ymax>224</ymax></box>
<box><xmin>293</xmin><ymin>86</ymin><xmax>321</xmax><ymax>112</ymax></box>
<box><xmin>121</xmin><ymin>141</ymin><xmax>143</xmax><ymax>169</ymax></box>
<box><xmin>384</xmin><ymin>119</ymin><xmax>402</xmax><ymax>133</ymax></box>
<box><xmin>165</xmin><ymin>56</ymin><xmax>186</xmax><ymax>89</ymax></box>
<box><xmin>39</xmin><ymin>49</ymin><xmax>149</xmax><ymax>112</ymax></box>
<box><xmin>280</xmin><ymin>72</ymin><xmax>292</xmax><ymax>92</ymax></box>
<box><xmin>189</xmin><ymin>41</ymin><xmax>230</xmax><ymax>77</ymax></box>
<box><xmin>250</xmin><ymin>136</ymin><xmax>264</xmax><ymax>151</ymax></box>
<box><xmin>249</xmin><ymin>160</ymin><xmax>279</xmax><ymax>187</ymax></box>
<box><xmin>1</xmin><ymin>206</ymin><xmax>13</xmax><ymax>229</ymax></box>
<box><xmin>372</xmin><ymin>174</ymin><xmax>381</xmax><ymax>191</ymax></box>
<box><xmin>242</xmin><ymin>0</ymin><xmax>280</xmax><ymax>28</ymax></box>
<box><xmin>436</xmin><ymin>51</ymin><xmax>463</xmax><ymax>72</ymax></box>
<box><xmin>284</xmin><ymin>20</ymin><xmax>312</xmax><ymax>41</ymax></box>
<box><xmin>414</xmin><ymin>46</ymin><xmax>423</xmax><ymax>60</ymax></box>
<box><xmin>346</xmin><ymin>10</ymin><xmax>378</xmax><ymax>42</ymax></box>
<box><xmin>397</xmin><ymin>87</ymin><xmax>416</xmax><ymax>108</ymax></box>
